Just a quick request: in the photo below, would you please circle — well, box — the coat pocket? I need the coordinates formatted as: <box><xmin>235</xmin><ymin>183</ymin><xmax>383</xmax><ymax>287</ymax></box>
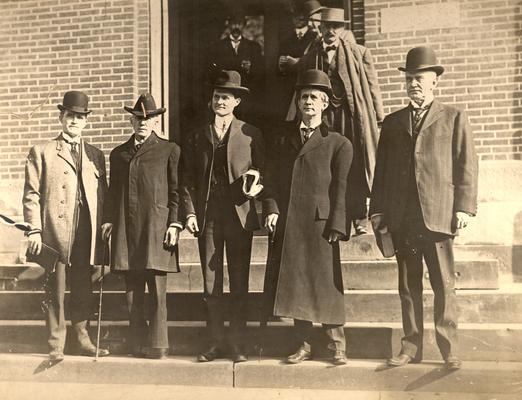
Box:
<box><xmin>315</xmin><ymin>201</ymin><xmax>330</xmax><ymax>220</ymax></box>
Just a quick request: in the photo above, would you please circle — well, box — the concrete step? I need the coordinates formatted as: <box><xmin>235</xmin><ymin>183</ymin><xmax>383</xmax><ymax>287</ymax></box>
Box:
<box><xmin>0</xmin><ymin>353</ymin><xmax>520</xmax><ymax>395</ymax></box>
<box><xmin>0</xmin><ymin>258</ymin><xmax>500</xmax><ymax>291</ymax></box>
<box><xmin>1</xmin><ymin>288</ymin><xmax>521</xmax><ymax>322</ymax></box>
<box><xmin>0</xmin><ymin>321</ymin><xmax>521</xmax><ymax>362</ymax></box>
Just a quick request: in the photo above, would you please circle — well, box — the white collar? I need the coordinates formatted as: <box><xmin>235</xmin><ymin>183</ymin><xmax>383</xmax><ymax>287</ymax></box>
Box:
<box><xmin>295</xmin><ymin>26</ymin><xmax>308</xmax><ymax>37</ymax></box>
<box><xmin>410</xmin><ymin>96</ymin><xmax>434</xmax><ymax>109</ymax></box>
<box><xmin>134</xmin><ymin>132</ymin><xmax>152</xmax><ymax>145</ymax></box>
<box><xmin>61</xmin><ymin>131</ymin><xmax>81</xmax><ymax>144</ymax></box>
<box><xmin>300</xmin><ymin>118</ymin><xmax>321</xmax><ymax>131</ymax></box>
<box><xmin>214</xmin><ymin>114</ymin><xmax>234</xmax><ymax>131</ymax></box>
<box><xmin>229</xmin><ymin>35</ymin><xmax>242</xmax><ymax>42</ymax></box>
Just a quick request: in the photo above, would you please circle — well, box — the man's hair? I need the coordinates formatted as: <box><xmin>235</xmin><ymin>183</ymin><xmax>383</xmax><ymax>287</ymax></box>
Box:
<box><xmin>297</xmin><ymin>88</ymin><xmax>330</xmax><ymax>106</ymax></box>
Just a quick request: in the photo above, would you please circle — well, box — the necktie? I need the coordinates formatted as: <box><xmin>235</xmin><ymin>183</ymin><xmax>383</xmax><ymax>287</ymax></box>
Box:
<box><xmin>301</xmin><ymin>127</ymin><xmax>314</xmax><ymax>143</ymax></box>
<box><xmin>70</xmin><ymin>142</ymin><xmax>79</xmax><ymax>165</ymax></box>
<box><xmin>135</xmin><ymin>142</ymin><xmax>143</xmax><ymax>151</ymax></box>
<box><xmin>412</xmin><ymin>106</ymin><xmax>429</xmax><ymax>132</ymax></box>
<box><xmin>231</xmin><ymin>39</ymin><xmax>240</xmax><ymax>54</ymax></box>
<box><xmin>297</xmin><ymin>31</ymin><xmax>303</xmax><ymax>40</ymax></box>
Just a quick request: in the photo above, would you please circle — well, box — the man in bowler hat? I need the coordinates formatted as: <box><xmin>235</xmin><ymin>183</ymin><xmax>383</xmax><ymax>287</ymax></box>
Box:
<box><xmin>24</xmin><ymin>91</ymin><xmax>110</xmax><ymax>361</ymax></box>
<box><xmin>180</xmin><ymin>70</ymin><xmax>265</xmax><ymax>363</ymax></box>
<box><xmin>263</xmin><ymin>69</ymin><xmax>352</xmax><ymax>365</ymax></box>
<box><xmin>102</xmin><ymin>93</ymin><xmax>181</xmax><ymax>359</ymax></box>
<box><xmin>370</xmin><ymin>47</ymin><xmax>478</xmax><ymax>370</ymax></box>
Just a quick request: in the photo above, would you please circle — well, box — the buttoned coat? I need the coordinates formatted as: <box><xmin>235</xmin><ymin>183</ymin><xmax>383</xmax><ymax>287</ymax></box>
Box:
<box><xmin>262</xmin><ymin>123</ymin><xmax>353</xmax><ymax>325</ymax></box>
<box><xmin>179</xmin><ymin>117</ymin><xmax>265</xmax><ymax>232</ymax></box>
<box><xmin>23</xmin><ymin>136</ymin><xmax>107</xmax><ymax>265</ymax></box>
<box><xmin>369</xmin><ymin>100</ymin><xmax>478</xmax><ymax>235</ymax></box>
<box><xmin>104</xmin><ymin>132</ymin><xmax>181</xmax><ymax>272</ymax></box>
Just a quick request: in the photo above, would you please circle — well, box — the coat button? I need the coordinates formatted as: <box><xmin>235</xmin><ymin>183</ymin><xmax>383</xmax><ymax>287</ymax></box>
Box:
<box><xmin>58</xmin><ymin>214</ymin><xmax>63</xmax><ymax>218</ymax></box>
<box><xmin>60</xmin><ymin>200</ymin><xmax>65</xmax><ymax>204</ymax></box>
<box><xmin>64</xmin><ymin>171</ymin><xmax>68</xmax><ymax>174</ymax></box>
<box><xmin>62</xmin><ymin>185</ymin><xmax>66</xmax><ymax>189</ymax></box>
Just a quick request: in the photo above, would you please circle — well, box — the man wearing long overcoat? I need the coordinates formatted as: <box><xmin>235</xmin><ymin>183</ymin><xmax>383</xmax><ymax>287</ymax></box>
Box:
<box><xmin>180</xmin><ymin>70</ymin><xmax>265</xmax><ymax>363</ymax></box>
<box><xmin>370</xmin><ymin>47</ymin><xmax>478</xmax><ymax>370</ymax></box>
<box><xmin>102</xmin><ymin>93</ymin><xmax>181</xmax><ymax>359</ymax></box>
<box><xmin>263</xmin><ymin>69</ymin><xmax>352</xmax><ymax>365</ymax></box>
<box><xmin>296</xmin><ymin>8</ymin><xmax>384</xmax><ymax>234</ymax></box>
<box><xmin>24</xmin><ymin>91</ymin><xmax>109</xmax><ymax>361</ymax></box>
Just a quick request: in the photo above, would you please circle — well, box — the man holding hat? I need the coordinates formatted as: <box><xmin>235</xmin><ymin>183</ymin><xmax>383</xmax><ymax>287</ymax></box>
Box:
<box><xmin>295</xmin><ymin>7</ymin><xmax>384</xmax><ymax>236</ymax></box>
<box><xmin>102</xmin><ymin>93</ymin><xmax>181</xmax><ymax>359</ymax></box>
<box><xmin>263</xmin><ymin>69</ymin><xmax>352</xmax><ymax>365</ymax></box>
<box><xmin>370</xmin><ymin>47</ymin><xmax>478</xmax><ymax>370</ymax></box>
<box><xmin>180</xmin><ymin>70</ymin><xmax>264</xmax><ymax>363</ymax></box>
<box><xmin>23</xmin><ymin>90</ymin><xmax>110</xmax><ymax>361</ymax></box>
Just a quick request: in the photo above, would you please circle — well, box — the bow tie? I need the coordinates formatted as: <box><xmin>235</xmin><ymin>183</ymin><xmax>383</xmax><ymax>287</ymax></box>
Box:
<box><xmin>324</xmin><ymin>45</ymin><xmax>337</xmax><ymax>53</ymax></box>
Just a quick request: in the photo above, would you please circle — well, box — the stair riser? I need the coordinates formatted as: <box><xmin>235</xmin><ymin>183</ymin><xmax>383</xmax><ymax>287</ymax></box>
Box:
<box><xmin>1</xmin><ymin>291</ymin><xmax>521</xmax><ymax>323</ymax></box>
<box><xmin>0</xmin><ymin>324</ymin><xmax>521</xmax><ymax>362</ymax></box>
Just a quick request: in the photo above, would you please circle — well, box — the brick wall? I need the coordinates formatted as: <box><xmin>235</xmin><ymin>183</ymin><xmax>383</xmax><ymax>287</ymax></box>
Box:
<box><xmin>0</xmin><ymin>0</ymin><xmax>150</xmax><ymax>183</ymax></box>
<box><xmin>365</xmin><ymin>0</ymin><xmax>522</xmax><ymax>160</ymax></box>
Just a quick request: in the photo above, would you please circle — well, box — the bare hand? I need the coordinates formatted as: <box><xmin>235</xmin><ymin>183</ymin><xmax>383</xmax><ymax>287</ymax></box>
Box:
<box><xmin>264</xmin><ymin>213</ymin><xmax>279</xmax><ymax>233</ymax></box>
<box><xmin>164</xmin><ymin>226</ymin><xmax>180</xmax><ymax>248</ymax></box>
<box><xmin>241</xmin><ymin>60</ymin><xmax>251</xmax><ymax>73</ymax></box>
<box><xmin>328</xmin><ymin>230</ymin><xmax>341</xmax><ymax>243</ymax></box>
<box><xmin>101</xmin><ymin>223</ymin><xmax>113</xmax><ymax>243</ymax></box>
<box><xmin>185</xmin><ymin>215</ymin><xmax>199</xmax><ymax>235</ymax></box>
<box><xmin>285</xmin><ymin>56</ymin><xmax>298</xmax><ymax>67</ymax></box>
<box><xmin>28</xmin><ymin>232</ymin><xmax>42</xmax><ymax>256</ymax></box>
<box><xmin>454</xmin><ymin>211</ymin><xmax>470</xmax><ymax>230</ymax></box>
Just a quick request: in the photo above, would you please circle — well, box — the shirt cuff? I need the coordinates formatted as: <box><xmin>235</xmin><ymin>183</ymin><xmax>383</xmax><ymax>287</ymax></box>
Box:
<box><xmin>169</xmin><ymin>223</ymin><xmax>183</xmax><ymax>229</ymax></box>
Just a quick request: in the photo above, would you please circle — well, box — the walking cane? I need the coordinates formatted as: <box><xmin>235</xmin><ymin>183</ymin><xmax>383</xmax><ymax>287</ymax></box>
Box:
<box><xmin>95</xmin><ymin>240</ymin><xmax>109</xmax><ymax>361</ymax></box>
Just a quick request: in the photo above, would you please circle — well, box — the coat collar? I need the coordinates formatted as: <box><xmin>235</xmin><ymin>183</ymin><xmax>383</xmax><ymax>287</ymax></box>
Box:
<box><xmin>397</xmin><ymin>99</ymin><xmax>445</xmax><ymax>136</ymax></box>
<box><xmin>295</xmin><ymin>123</ymin><xmax>328</xmax><ymax>158</ymax></box>
<box><xmin>133</xmin><ymin>131</ymin><xmax>160</xmax><ymax>158</ymax></box>
<box><xmin>204</xmin><ymin>116</ymin><xmax>239</xmax><ymax>144</ymax></box>
<box><xmin>55</xmin><ymin>134</ymin><xmax>78</xmax><ymax>171</ymax></box>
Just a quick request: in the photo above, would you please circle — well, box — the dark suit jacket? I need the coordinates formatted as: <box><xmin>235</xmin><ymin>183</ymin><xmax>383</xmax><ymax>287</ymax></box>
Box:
<box><xmin>104</xmin><ymin>132</ymin><xmax>180</xmax><ymax>272</ymax></box>
<box><xmin>180</xmin><ymin>117</ymin><xmax>265</xmax><ymax>232</ymax></box>
<box><xmin>369</xmin><ymin>100</ymin><xmax>479</xmax><ymax>236</ymax></box>
<box><xmin>279</xmin><ymin>29</ymin><xmax>318</xmax><ymax>60</ymax></box>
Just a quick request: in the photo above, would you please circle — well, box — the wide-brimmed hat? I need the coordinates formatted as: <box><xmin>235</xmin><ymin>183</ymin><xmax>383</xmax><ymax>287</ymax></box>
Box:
<box><xmin>312</xmin><ymin>7</ymin><xmax>349</xmax><ymax>23</ymax></box>
<box><xmin>295</xmin><ymin>69</ymin><xmax>332</xmax><ymax>97</ymax></box>
<box><xmin>57</xmin><ymin>91</ymin><xmax>92</xmax><ymax>114</ymax></box>
<box><xmin>398</xmin><ymin>46</ymin><xmax>444</xmax><ymax>76</ymax></box>
<box><xmin>210</xmin><ymin>70</ymin><xmax>250</xmax><ymax>96</ymax></box>
<box><xmin>298</xmin><ymin>0</ymin><xmax>325</xmax><ymax>17</ymax></box>
<box><xmin>124</xmin><ymin>93</ymin><xmax>166</xmax><ymax>117</ymax></box>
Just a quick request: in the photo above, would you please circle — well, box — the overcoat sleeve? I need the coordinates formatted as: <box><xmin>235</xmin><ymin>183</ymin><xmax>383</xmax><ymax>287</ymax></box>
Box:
<box><xmin>103</xmin><ymin>150</ymin><xmax>117</xmax><ymax>224</ymax></box>
<box><xmin>167</xmin><ymin>144</ymin><xmax>181</xmax><ymax>225</ymax></box>
<box><xmin>261</xmin><ymin>137</ymin><xmax>281</xmax><ymax>219</ymax></box>
<box><xmin>361</xmin><ymin>46</ymin><xmax>385</xmax><ymax>123</ymax></box>
<box><xmin>178</xmin><ymin>132</ymin><xmax>197</xmax><ymax>222</ymax></box>
<box><xmin>23</xmin><ymin>146</ymin><xmax>42</xmax><ymax>231</ymax></box>
<box><xmin>329</xmin><ymin>139</ymin><xmax>353</xmax><ymax>236</ymax></box>
<box><xmin>369</xmin><ymin>117</ymin><xmax>390</xmax><ymax>217</ymax></box>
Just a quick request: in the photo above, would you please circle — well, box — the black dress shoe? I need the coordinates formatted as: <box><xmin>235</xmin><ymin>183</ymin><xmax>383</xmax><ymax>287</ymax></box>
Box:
<box><xmin>387</xmin><ymin>353</ymin><xmax>414</xmax><ymax>367</ymax></box>
<box><xmin>332</xmin><ymin>350</ymin><xmax>347</xmax><ymax>365</ymax></box>
<box><xmin>354</xmin><ymin>225</ymin><xmax>368</xmax><ymax>236</ymax></box>
<box><xmin>78</xmin><ymin>344</ymin><xmax>110</xmax><ymax>357</ymax></box>
<box><xmin>230</xmin><ymin>345</ymin><xmax>248</xmax><ymax>363</ymax></box>
<box><xmin>49</xmin><ymin>350</ymin><xmax>64</xmax><ymax>362</ymax></box>
<box><xmin>286</xmin><ymin>347</ymin><xmax>312</xmax><ymax>364</ymax></box>
<box><xmin>445</xmin><ymin>355</ymin><xmax>462</xmax><ymax>370</ymax></box>
<box><xmin>197</xmin><ymin>346</ymin><xmax>222</xmax><ymax>362</ymax></box>
<box><xmin>146</xmin><ymin>348</ymin><xmax>168</xmax><ymax>360</ymax></box>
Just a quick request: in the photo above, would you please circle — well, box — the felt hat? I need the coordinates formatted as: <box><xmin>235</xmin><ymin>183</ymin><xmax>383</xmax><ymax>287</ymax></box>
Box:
<box><xmin>398</xmin><ymin>46</ymin><xmax>444</xmax><ymax>76</ymax></box>
<box><xmin>57</xmin><ymin>91</ymin><xmax>91</xmax><ymax>114</ymax></box>
<box><xmin>124</xmin><ymin>93</ymin><xmax>166</xmax><ymax>117</ymax></box>
<box><xmin>295</xmin><ymin>69</ymin><xmax>332</xmax><ymax>97</ymax></box>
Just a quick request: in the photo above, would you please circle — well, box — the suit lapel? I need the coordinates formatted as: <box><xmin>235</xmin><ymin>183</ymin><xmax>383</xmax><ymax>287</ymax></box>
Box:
<box><xmin>419</xmin><ymin>100</ymin><xmax>444</xmax><ymax>133</ymax></box>
<box><xmin>56</xmin><ymin>136</ymin><xmax>77</xmax><ymax>172</ymax></box>
<box><xmin>203</xmin><ymin>123</ymin><xmax>213</xmax><ymax>145</ymax></box>
<box><xmin>397</xmin><ymin>106</ymin><xmax>412</xmax><ymax>137</ymax></box>
<box><xmin>296</xmin><ymin>124</ymin><xmax>326</xmax><ymax>158</ymax></box>
<box><xmin>133</xmin><ymin>131</ymin><xmax>159</xmax><ymax>158</ymax></box>
<box><xmin>288</xmin><ymin>123</ymin><xmax>303</xmax><ymax>153</ymax></box>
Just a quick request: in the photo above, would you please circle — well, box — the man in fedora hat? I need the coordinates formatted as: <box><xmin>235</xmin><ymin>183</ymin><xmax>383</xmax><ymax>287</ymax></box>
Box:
<box><xmin>102</xmin><ymin>93</ymin><xmax>181</xmax><ymax>359</ymax></box>
<box><xmin>180</xmin><ymin>70</ymin><xmax>265</xmax><ymax>363</ymax></box>
<box><xmin>370</xmin><ymin>46</ymin><xmax>478</xmax><ymax>370</ymax></box>
<box><xmin>263</xmin><ymin>69</ymin><xmax>352</xmax><ymax>365</ymax></box>
<box><xmin>294</xmin><ymin>7</ymin><xmax>384</xmax><ymax>236</ymax></box>
<box><xmin>23</xmin><ymin>90</ymin><xmax>110</xmax><ymax>361</ymax></box>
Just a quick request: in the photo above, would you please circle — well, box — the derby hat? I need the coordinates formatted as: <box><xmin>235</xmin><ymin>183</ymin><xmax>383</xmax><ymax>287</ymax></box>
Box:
<box><xmin>313</xmin><ymin>7</ymin><xmax>349</xmax><ymax>23</ymax></box>
<box><xmin>398</xmin><ymin>46</ymin><xmax>444</xmax><ymax>75</ymax></box>
<box><xmin>299</xmin><ymin>0</ymin><xmax>325</xmax><ymax>17</ymax></box>
<box><xmin>295</xmin><ymin>69</ymin><xmax>332</xmax><ymax>97</ymax></box>
<box><xmin>124</xmin><ymin>93</ymin><xmax>166</xmax><ymax>118</ymax></box>
<box><xmin>57</xmin><ymin>91</ymin><xmax>91</xmax><ymax>114</ymax></box>
<box><xmin>211</xmin><ymin>70</ymin><xmax>250</xmax><ymax>95</ymax></box>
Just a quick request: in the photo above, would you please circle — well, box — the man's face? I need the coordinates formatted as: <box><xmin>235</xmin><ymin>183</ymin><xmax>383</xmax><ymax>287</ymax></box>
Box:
<box><xmin>229</xmin><ymin>19</ymin><xmax>245</xmax><ymax>38</ymax></box>
<box><xmin>131</xmin><ymin>114</ymin><xmax>158</xmax><ymax>138</ymax></box>
<box><xmin>405</xmin><ymin>70</ymin><xmax>439</xmax><ymax>103</ymax></box>
<box><xmin>211</xmin><ymin>89</ymin><xmax>241</xmax><ymax>117</ymax></box>
<box><xmin>320</xmin><ymin>21</ymin><xmax>344</xmax><ymax>44</ymax></box>
<box><xmin>292</xmin><ymin>14</ymin><xmax>308</xmax><ymax>29</ymax></box>
<box><xmin>59</xmin><ymin>110</ymin><xmax>87</xmax><ymax>138</ymax></box>
<box><xmin>298</xmin><ymin>88</ymin><xmax>328</xmax><ymax>118</ymax></box>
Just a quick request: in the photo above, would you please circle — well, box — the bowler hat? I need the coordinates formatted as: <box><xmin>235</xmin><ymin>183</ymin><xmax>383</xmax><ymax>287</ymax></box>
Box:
<box><xmin>313</xmin><ymin>7</ymin><xmax>349</xmax><ymax>23</ymax></box>
<box><xmin>299</xmin><ymin>0</ymin><xmax>325</xmax><ymax>17</ymax></box>
<box><xmin>211</xmin><ymin>70</ymin><xmax>250</xmax><ymax>96</ymax></box>
<box><xmin>124</xmin><ymin>93</ymin><xmax>166</xmax><ymax>117</ymax></box>
<box><xmin>295</xmin><ymin>69</ymin><xmax>332</xmax><ymax>97</ymax></box>
<box><xmin>57</xmin><ymin>91</ymin><xmax>91</xmax><ymax>114</ymax></box>
<box><xmin>398</xmin><ymin>46</ymin><xmax>444</xmax><ymax>76</ymax></box>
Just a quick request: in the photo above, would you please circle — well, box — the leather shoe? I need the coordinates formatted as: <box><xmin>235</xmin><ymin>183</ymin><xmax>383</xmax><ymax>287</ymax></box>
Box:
<box><xmin>197</xmin><ymin>346</ymin><xmax>222</xmax><ymax>362</ymax></box>
<box><xmin>332</xmin><ymin>350</ymin><xmax>347</xmax><ymax>365</ymax></box>
<box><xmin>78</xmin><ymin>344</ymin><xmax>110</xmax><ymax>357</ymax></box>
<box><xmin>146</xmin><ymin>348</ymin><xmax>168</xmax><ymax>360</ymax></box>
<box><xmin>354</xmin><ymin>225</ymin><xmax>368</xmax><ymax>236</ymax></box>
<box><xmin>49</xmin><ymin>350</ymin><xmax>64</xmax><ymax>362</ymax></box>
<box><xmin>286</xmin><ymin>347</ymin><xmax>312</xmax><ymax>364</ymax></box>
<box><xmin>445</xmin><ymin>355</ymin><xmax>462</xmax><ymax>370</ymax></box>
<box><xmin>387</xmin><ymin>353</ymin><xmax>414</xmax><ymax>367</ymax></box>
<box><xmin>230</xmin><ymin>345</ymin><xmax>248</xmax><ymax>363</ymax></box>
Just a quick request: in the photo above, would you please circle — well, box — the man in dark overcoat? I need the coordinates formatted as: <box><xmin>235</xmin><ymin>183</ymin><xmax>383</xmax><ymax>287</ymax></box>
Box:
<box><xmin>102</xmin><ymin>93</ymin><xmax>181</xmax><ymax>359</ymax></box>
<box><xmin>295</xmin><ymin>7</ymin><xmax>384</xmax><ymax>235</ymax></box>
<box><xmin>180</xmin><ymin>70</ymin><xmax>265</xmax><ymax>363</ymax></box>
<box><xmin>24</xmin><ymin>91</ymin><xmax>110</xmax><ymax>361</ymax></box>
<box><xmin>263</xmin><ymin>69</ymin><xmax>353</xmax><ymax>365</ymax></box>
<box><xmin>370</xmin><ymin>47</ymin><xmax>478</xmax><ymax>370</ymax></box>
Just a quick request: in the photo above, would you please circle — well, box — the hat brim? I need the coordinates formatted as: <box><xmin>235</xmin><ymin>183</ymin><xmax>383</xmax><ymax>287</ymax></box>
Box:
<box><xmin>124</xmin><ymin>106</ymin><xmax>166</xmax><ymax>117</ymax></box>
<box><xmin>211</xmin><ymin>84</ymin><xmax>250</xmax><ymax>96</ymax></box>
<box><xmin>310</xmin><ymin>17</ymin><xmax>349</xmax><ymax>23</ymax></box>
<box><xmin>305</xmin><ymin>5</ymin><xmax>326</xmax><ymax>17</ymax></box>
<box><xmin>295</xmin><ymin>83</ymin><xmax>333</xmax><ymax>98</ymax></box>
<box><xmin>57</xmin><ymin>105</ymin><xmax>92</xmax><ymax>115</ymax></box>
<box><xmin>398</xmin><ymin>65</ymin><xmax>444</xmax><ymax>76</ymax></box>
